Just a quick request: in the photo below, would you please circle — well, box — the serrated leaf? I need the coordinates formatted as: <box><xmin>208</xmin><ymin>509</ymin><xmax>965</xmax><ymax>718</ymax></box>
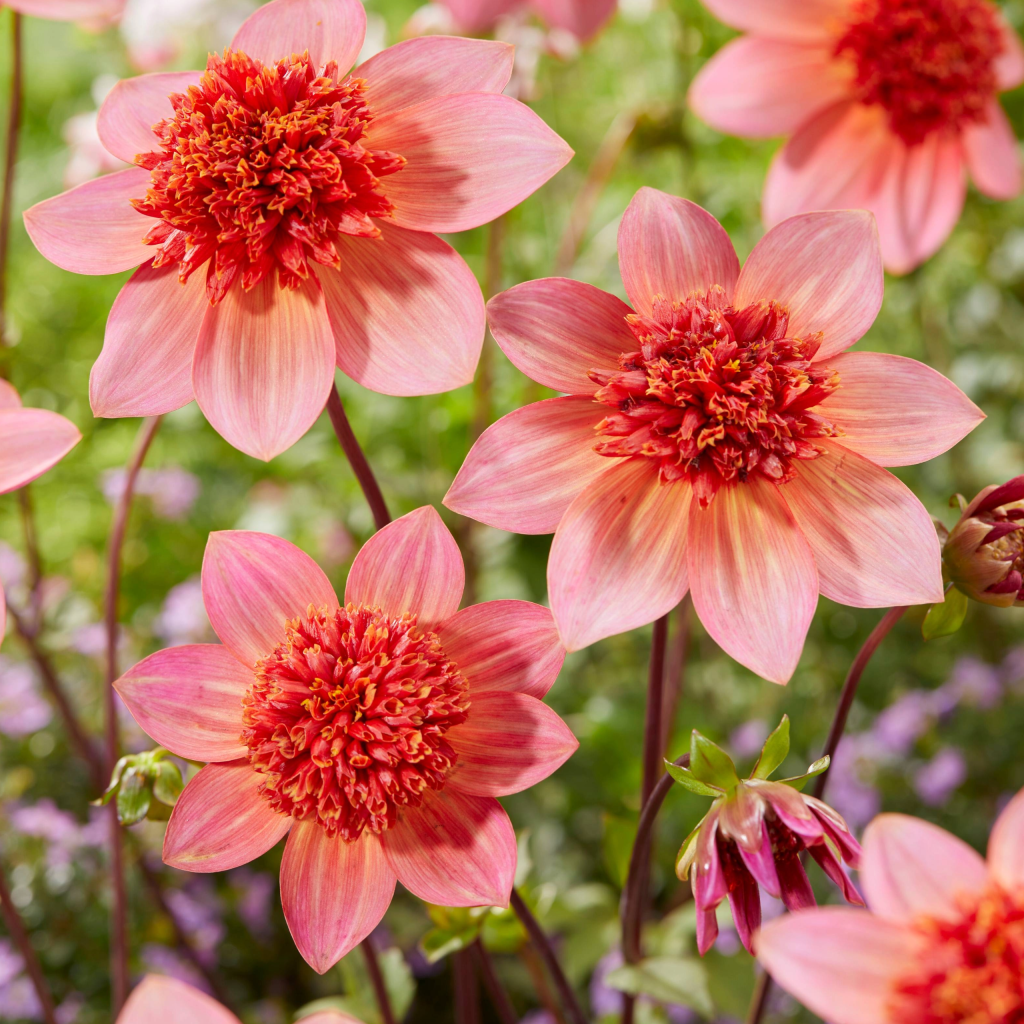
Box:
<box><xmin>116</xmin><ymin>768</ymin><xmax>151</xmax><ymax>826</ymax></box>
<box><xmin>751</xmin><ymin>715</ymin><xmax>790</xmax><ymax>780</ymax></box>
<box><xmin>922</xmin><ymin>586</ymin><xmax>968</xmax><ymax>640</ymax></box>
<box><xmin>778</xmin><ymin>755</ymin><xmax>830</xmax><ymax>792</ymax></box>
<box><xmin>606</xmin><ymin>956</ymin><xmax>713</xmax><ymax>1017</ymax></box>
<box><xmin>689</xmin><ymin>731</ymin><xmax>739</xmax><ymax>791</ymax></box>
<box><xmin>664</xmin><ymin>761</ymin><xmax>723</xmax><ymax>798</ymax></box>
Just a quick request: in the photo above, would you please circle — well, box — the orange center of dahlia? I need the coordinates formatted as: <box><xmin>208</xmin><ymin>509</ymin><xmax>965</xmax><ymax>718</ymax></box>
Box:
<box><xmin>242</xmin><ymin>604</ymin><xmax>469</xmax><ymax>842</ymax></box>
<box><xmin>132</xmin><ymin>48</ymin><xmax>405</xmax><ymax>303</ymax></box>
<box><xmin>835</xmin><ymin>0</ymin><xmax>1003</xmax><ymax>146</ymax></box>
<box><xmin>590</xmin><ymin>287</ymin><xmax>841</xmax><ymax>508</ymax></box>
<box><xmin>890</xmin><ymin>885</ymin><xmax>1024</xmax><ymax>1022</ymax></box>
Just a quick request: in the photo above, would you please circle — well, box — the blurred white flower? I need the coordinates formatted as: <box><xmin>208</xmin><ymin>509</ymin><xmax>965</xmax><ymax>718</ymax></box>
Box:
<box><xmin>120</xmin><ymin>0</ymin><xmax>254</xmax><ymax>71</ymax></box>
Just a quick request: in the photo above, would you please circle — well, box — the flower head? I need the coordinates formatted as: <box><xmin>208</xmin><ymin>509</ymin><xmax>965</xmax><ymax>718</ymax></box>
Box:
<box><xmin>115</xmin><ymin>506</ymin><xmax>575</xmax><ymax>973</ymax></box>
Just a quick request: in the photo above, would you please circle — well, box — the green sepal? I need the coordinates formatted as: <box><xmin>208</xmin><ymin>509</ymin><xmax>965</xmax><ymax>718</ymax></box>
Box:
<box><xmin>922</xmin><ymin>586</ymin><xmax>968</xmax><ymax>640</ymax></box>
<box><xmin>689</xmin><ymin>730</ymin><xmax>740</xmax><ymax>791</ymax></box>
<box><xmin>674</xmin><ymin>814</ymin><xmax>707</xmax><ymax>881</ymax></box>
<box><xmin>606</xmin><ymin>956</ymin><xmax>713</xmax><ymax>1017</ymax></box>
<box><xmin>420</xmin><ymin>905</ymin><xmax>489</xmax><ymax>963</ymax></box>
<box><xmin>152</xmin><ymin>760</ymin><xmax>184</xmax><ymax>806</ymax></box>
<box><xmin>664</xmin><ymin>760</ymin><xmax>723</xmax><ymax>798</ymax></box>
<box><xmin>116</xmin><ymin>767</ymin><xmax>152</xmax><ymax>826</ymax></box>
<box><xmin>94</xmin><ymin>755</ymin><xmax>132</xmax><ymax>806</ymax></box>
<box><xmin>750</xmin><ymin>715</ymin><xmax>790</xmax><ymax>780</ymax></box>
<box><xmin>777</xmin><ymin>755</ymin><xmax>830</xmax><ymax>792</ymax></box>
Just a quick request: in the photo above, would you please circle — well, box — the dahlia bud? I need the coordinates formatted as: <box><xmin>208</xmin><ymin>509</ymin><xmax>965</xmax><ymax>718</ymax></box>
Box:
<box><xmin>671</xmin><ymin>718</ymin><xmax>862</xmax><ymax>955</ymax></box>
<box><xmin>94</xmin><ymin>747</ymin><xmax>183</xmax><ymax>826</ymax></box>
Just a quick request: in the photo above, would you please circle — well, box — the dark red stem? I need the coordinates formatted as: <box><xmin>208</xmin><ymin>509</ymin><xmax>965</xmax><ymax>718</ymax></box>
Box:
<box><xmin>326</xmin><ymin>384</ymin><xmax>391</xmax><ymax>532</ymax></box>
<box><xmin>361</xmin><ymin>935</ymin><xmax>397</xmax><ymax>1024</ymax></box>
<box><xmin>0</xmin><ymin>861</ymin><xmax>56</xmax><ymax>1024</ymax></box>
<box><xmin>471</xmin><ymin>939</ymin><xmax>518</xmax><ymax>1024</ymax></box>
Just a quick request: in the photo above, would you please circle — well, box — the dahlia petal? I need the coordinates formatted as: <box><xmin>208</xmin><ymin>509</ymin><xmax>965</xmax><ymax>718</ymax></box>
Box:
<box><xmin>734</xmin><ymin>210</ymin><xmax>883</xmax><ymax>361</ymax></box>
<box><xmin>987</xmin><ymin>787</ymin><xmax>1024</xmax><ymax>889</ymax></box>
<box><xmin>444</xmin><ymin>397</ymin><xmax>607</xmax><ymax>535</ymax></box>
<box><xmin>618</xmin><ymin>188</ymin><xmax>740</xmax><ymax>315</ymax></box>
<box><xmin>114</xmin><ymin>645</ymin><xmax>250</xmax><ymax>762</ymax></box>
<box><xmin>202</xmin><ymin>531</ymin><xmax>339</xmax><ymax>667</ymax></box>
<box><xmin>344</xmin><ymin>506</ymin><xmax>464</xmax><ymax>629</ymax></box>
<box><xmin>724</xmin><ymin>856</ymin><xmax>762</xmax><ymax>954</ymax></box>
<box><xmin>531</xmin><ymin>0</ymin><xmax>617</xmax><ymax>40</ymax></box>
<box><xmin>192</xmin><ymin>275</ymin><xmax>336</xmax><ymax>461</ymax></box>
<box><xmin>280</xmin><ymin>824</ymin><xmax>396</xmax><ymax>975</ymax></box>
<box><xmin>963</xmin><ymin>100</ymin><xmax>1023</xmax><ymax>201</ymax></box>
<box><xmin>230</xmin><ymin>0</ymin><xmax>366</xmax><ymax>73</ymax></box>
<box><xmin>0</xmin><ymin>380</ymin><xmax>20</xmax><ymax>410</ymax></box>
<box><xmin>163</xmin><ymin>761</ymin><xmax>292</xmax><ymax>872</ymax></box>
<box><xmin>317</xmin><ymin>224</ymin><xmax>484</xmax><ymax>397</ymax></box>
<box><xmin>486</xmin><ymin>278</ymin><xmax>635</xmax><ymax>393</ymax></box>
<box><xmin>3</xmin><ymin>0</ymin><xmax>122</xmax><ymax>18</ymax></box>
<box><xmin>356</xmin><ymin>37</ymin><xmax>513</xmax><ymax>115</ymax></box>
<box><xmin>91</xmin><ymin>261</ymin><xmax>205</xmax><ymax>418</ymax></box>
<box><xmin>446</xmin><ymin>692</ymin><xmax>578</xmax><ymax>797</ymax></box>
<box><xmin>783</xmin><ymin>441</ymin><xmax>944</xmax><ymax>608</ymax></box>
<box><xmin>0</xmin><ymin>409</ymin><xmax>80</xmax><ymax>494</ymax></box>
<box><xmin>436</xmin><ymin>600</ymin><xmax>565</xmax><ymax>699</ymax></box>
<box><xmin>735</xmin><ymin>821</ymin><xmax>781</xmax><ymax>898</ymax></box>
<box><xmin>807</xmin><ymin>843</ymin><xmax>862</xmax><ymax>907</ymax></box>
<box><xmin>776</xmin><ymin>850</ymin><xmax>816</xmax><ymax>911</ymax></box>
<box><xmin>368</xmin><ymin>93</ymin><xmax>573</xmax><ymax>234</ymax></box>
<box><xmin>699</xmin><ymin>0</ymin><xmax>850</xmax><ymax>41</ymax></box>
<box><xmin>693</xmin><ymin>812</ymin><xmax>727</xmax><ymax>955</ymax></box>
<box><xmin>382</xmin><ymin>788</ymin><xmax>515</xmax><ymax>907</ymax></box>
<box><xmin>821</xmin><ymin>352</ymin><xmax>983</xmax><ymax>465</ymax></box>
<box><xmin>995</xmin><ymin>15</ymin><xmax>1024</xmax><ymax>90</ymax></box>
<box><xmin>443</xmin><ymin>0</ymin><xmax>518</xmax><ymax>32</ymax></box>
<box><xmin>23</xmin><ymin>168</ymin><xmax>153</xmax><ymax>275</ymax></box>
<box><xmin>548</xmin><ymin>459</ymin><xmax>690</xmax><ymax>652</ymax></box>
<box><xmin>118</xmin><ymin>975</ymin><xmax>241</xmax><ymax>1024</ymax></box>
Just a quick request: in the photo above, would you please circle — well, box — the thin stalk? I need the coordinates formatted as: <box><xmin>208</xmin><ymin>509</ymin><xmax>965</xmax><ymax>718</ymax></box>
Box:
<box><xmin>471</xmin><ymin>939</ymin><xmax>518</xmax><ymax>1024</ymax></box>
<box><xmin>519</xmin><ymin>943</ymin><xmax>565</xmax><ymax>1024</ymax></box>
<box><xmin>0</xmin><ymin>10</ymin><xmax>21</xmax><ymax>347</ymax></box>
<box><xmin>0</xmin><ymin>862</ymin><xmax>56</xmax><ymax>1024</ymax></box>
<box><xmin>453</xmin><ymin>947</ymin><xmax>480</xmax><ymax>1024</ymax></box>
<box><xmin>361</xmin><ymin>936</ymin><xmax>397</xmax><ymax>1024</ymax></box>
<box><xmin>17</xmin><ymin>488</ymin><xmax>41</xmax><ymax>626</ymax></box>
<box><xmin>660</xmin><ymin>598</ymin><xmax>691</xmax><ymax>756</ymax></box>
<box><xmin>326</xmin><ymin>385</ymin><xmax>391</xmax><ymax>532</ymax></box>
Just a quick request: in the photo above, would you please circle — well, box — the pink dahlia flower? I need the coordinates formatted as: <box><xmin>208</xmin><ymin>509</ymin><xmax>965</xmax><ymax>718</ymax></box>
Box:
<box><xmin>445</xmin><ymin>188</ymin><xmax>983</xmax><ymax>683</ymax></box>
<box><xmin>114</xmin><ymin>506</ymin><xmax>576</xmax><ymax>973</ymax></box>
<box><xmin>689</xmin><ymin>0</ymin><xmax>1024</xmax><ymax>274</ymax></box>
<box><xmin>24</xmin><ymin>0</ymin><xmax>573</xmax><ymax>461</ymax></box>
<box><xmin>756</xmin><ymin>789</ymin><xmax>1024</xmax><ymax>1022</ymax></box>
<box><xmin>5</xmin><ymin>0</ymin><xmax>124</xmax><ymax>21</ymax></box>
<box><xmin>439</xmin><ymin>0</ymin><xmax>617</xmax><ymax>41</ymax></box>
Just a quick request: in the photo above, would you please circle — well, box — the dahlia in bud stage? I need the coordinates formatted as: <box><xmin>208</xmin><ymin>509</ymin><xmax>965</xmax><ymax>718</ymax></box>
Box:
<box><xmin>114</xmin><ymin>506</ymin><xmax>577</xmax><ymax>973</ymax></box>
<box><xmin>440</xmin><ymin>0</ymin><xmax>617</xmax><ymax>41</ymax></box>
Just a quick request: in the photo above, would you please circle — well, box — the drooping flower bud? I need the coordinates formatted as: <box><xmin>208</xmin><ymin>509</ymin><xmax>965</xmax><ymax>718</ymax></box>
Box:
<box><xmin>671</xmin><ymin>718</ymin><xmax>862</xmax><ymax>955</ymax></box>
<box><xmin>94</xmin><ymin>747</ymin><xmax>183</xmax><ymax>826</ymax></box>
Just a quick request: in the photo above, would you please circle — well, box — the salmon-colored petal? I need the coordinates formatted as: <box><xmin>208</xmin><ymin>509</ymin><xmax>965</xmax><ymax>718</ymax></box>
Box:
<box><xmin>618</xmin><ymin>188</ymin><xmax>740</xmax><ymax>316</ymax></box>
<box><xmin>688</xmin><ymin>478</ymin><xmax>817</xmax><ymax>684</ymax></box>
<box><xmin>91</xmin><ymin>261</ymin><xmax>205</xmax><ymax>418</ymax></box>
<box><xmin>317</xmin><ymin>224</ymin><xmax>484</xmax><ymax>397</ymax></box>
<box><xmin>118</xmin><ymin>975</ymin><xmax>241</xmax><ymax>1024</ymax></box>
<box><xmin>345</xmin><ymin>506</ymin><xmax>463</xmax><ymax>629</ymax></box>
<box><xmin>995</xmin><ymin>14</ymin><xmax>1024</xmax><ymax>90</ymax></box>
<box><xmin>114</xmin><ymin>645</ymin><xmax>250</xmax><ymax>762</ymax></box>
<box><xmin>202</xmin><ymin>531</ymin><xmax>339</xmax><ymax>667</ymax></box>
<box><xmin>0</xmin><ymin>408</ymin><xmax>80</xmax><ymax>494</ymax></box>
<box><xmin>436</xmin><ymin>600</ymin><xmax>565</xmax><ymax>699</ymax></box>
<box><xmin>163</xmin><ymin>761</ymin><xmax>292</xmax><ymax>872</ymax></box>
<box><xmin>382</xmin><ymin>788</ymin><xmax>515</xmax><ymax>907</ymax></box>
<box><xmin>963</xmin><ymin>100</ymin><xmax>1023</xmax><ymax>201</ymax></box>
<box><xmin>548</xmin><ymin>459</ymin><xmax>690</xmax><ymax>652</ymax></box>
<box><xmin>700</xmin><ymin>0</ymin><xmax>850</xmax><ymax>41</ymax></box>
<box><xmin>486</xmin><ymin>279</ymin><xmax>634</xmax><ymax>393</ymax></box>
<box><xmin>734</xmin><ymin>210</ymin><xmax>883</xmax><ymax>362</ymax></box>
<box><xmin>4</xmin><ymin>0</ymin><xmax>123</xmax><ymax>18</ymax></box>
<box><xmin>192</xmin><ymin>275</ymin><xmax>335</xmax><ymax>461</ymax></box>
<box><xmin>442</xmin><ymin>0</ymin><xmax>518</xmax><ymax>32</ymax></box>
<box><xmin>444</xmin><ymin>398</ymin><xmax>606</xmax><ymax>535</ymax></box>
<box><xmin>23</xmin><ymin>168</ymin><xmax>152</xmax><ymax>275</ymax></box>
<box><xmin>821</xmin><ymin>352</ymin><xmax>983</xmax><ymax>465</ymax></box>
<box><xmin>987</xmin><ymin>786</ymin><xmax>1024</xmax><ymax>889</ymax></box>
<box><xmin>97</xmin><ymin>71</ymin><xmax>200</xmax><ymax>163</ymax></box>
<box><xmin>280</xmin><ymin>823</ymin><xmax>396</xmax><ymax>974</ymax></box>
<box><xmin>531</xmin><ymin>0</ymin><xmax>617</xmax><ymax>39</ymax></box>
<box><xmin>861</xmin><ymin>813</ymin><xmax>988</xmax><ymax>924</ymax></box>
<box><xmin>230</xmin><ymin>0</ymin><xmax>366</xmax><ymax>72</ymax></box>
<box><xmin>356</xmin><ymin>36</ymin><xmax>513</xmax><ymax>115</ymax></box>
<box><xmin>784</xmin><ymin>442</ymin><xmax>943</xmax><ymax>608</ymax></box>
<box><xmin>368</xmin><ymin>93</ymin><xmax>573</xmax><ymax>234</ymax></box>
<box><xmin>755</xmin><ymin>908</ymin><xmax>925</xmax><ymax>1024</ymax></box>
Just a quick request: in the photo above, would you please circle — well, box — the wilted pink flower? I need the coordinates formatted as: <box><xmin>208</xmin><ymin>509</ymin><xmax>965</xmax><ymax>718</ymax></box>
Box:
<box><xmin>689</xmin><ymin>0</ymin><xmax>1024</xmax><ymax>274</ymax></box>
<box><xmin>756</xmin><ymin>789</ymin><xmax>1024</xmax><ymax>1023</ymax></box>
<box><xmin>437</xmin><ymin>0</ymin><xmax>616</xmax><ymax>41</ymax></box>
<box><xmin>25</xmin><ymin>0</ymin><xmax>572</xmax><ymax>461</ymax></box>
<box><xmin>115</xmin><ymin>506</ymin><xmax>575</xmax><ymax>972</ymax></box>
<box><xmin>446</xmin><ymin>189</ymin><xmax>981</xmax><ymax>682</ymax></box>
<box><xmin>5</xmin><ymin>0</ymin><xmax>124</xmax><ymax>22</ymax></box>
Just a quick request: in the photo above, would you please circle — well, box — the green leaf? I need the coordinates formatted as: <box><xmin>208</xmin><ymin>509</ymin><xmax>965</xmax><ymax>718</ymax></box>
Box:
<box><xmin>688</xmin><ymin>731</ymin><xmax>740</xmax><ymax>791</ymax></box>
<box><xmin>152</xmin><ymin>761</ymin><xmax>184</xmax><ymax>806</ymax></box>
<box><xmin>778</xmin><ymin>755</ymin><xmax>830</xmax><ymax>792</ymax></box>
<box><xmin>922</xmin><ymin>586</ymin><xmax>968</xmax><ymax>640</ymax></box>
<box><xmin>664</xmin><ymin>761</ymin><xmax>723</xmax><ymax>798</ymax></box>
<box><xmin>116</xmin><ymin>768</ymin><xmax>151</xmax><ymax>826</ymax></box>
<box><xmin>94</xmin><ymin>755</ymin><xmax>132</xmax><ymax>806</ymax></box>
<box><xmin>606</xmin><ymin>956</ymin><xmax>713</xmax><ymax>1017</ymax></box>
<box><xmin>750</xmin><ymin>715</ymin><xmax>790</xmax><ymax>780</ymax></box>
<box><xmin>602</xmin><ymin>814</ymin><xmax>638</xmax><ymax>888</ymax></box>
<box><xmin>674</xmin><ymin>816</ymin><xmax>706</xmax><ymax>881</ymax></box>
<box><xmin>420</xmin><ymin>928</ymin><xmax>473</xmax><ymax>963</ymax></box>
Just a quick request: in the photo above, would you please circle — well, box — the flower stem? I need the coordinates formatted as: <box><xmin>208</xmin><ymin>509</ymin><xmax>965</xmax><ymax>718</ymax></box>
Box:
<box><xmin>361</xmin><ymin>935</ymin><xmax>397</xmax><ymax>1024</ymax></box>
<box><xmin>0</xmin><ymin>860</ymin><xmax>57</xmax><ymax>1024</ymax></box>
<box><xmin>0</xmin><ymin>10</ymin><xmax>21</xmax><ymax>349</ymax></box>
<box><xmin>326</xmin><ymin>384</ymin><xmax>391</xmax><ymax>532</ymax></box>
<box><xmin>17</xmin><ymin>487</ymin><xmax>41</xmax><ymax>626</ymax></box>
<box><xmin>471</xmin><ymin>939</ymin><xmax>518</xmax><ymax>1024</ymax></box>
<box><xmin>453</xmin><ymin>947</ymin><xmax>481</xmax><ymax>1024</ymax></box>
<box><xmin>660</xmin><ymin>598</ymin><xmax>691</xmax><ymax>754</ymax></box>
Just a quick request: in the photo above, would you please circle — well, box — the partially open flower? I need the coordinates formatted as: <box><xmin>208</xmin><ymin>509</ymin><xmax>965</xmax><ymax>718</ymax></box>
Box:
<box><xmin>672</xmin><ymin>718</ymin><xmax>862</xmax><ymax>954</ymax></box>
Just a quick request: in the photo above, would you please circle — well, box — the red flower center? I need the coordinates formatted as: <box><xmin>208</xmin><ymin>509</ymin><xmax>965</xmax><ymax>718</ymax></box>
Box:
<box><xmin>834</xmin><ymin>0</ymin><xmax>1004</xmax><ymax>146</ymax></box>
<box><xmin>890</xmin><ymin>884</ymin><xmax>1024</xmax><ymax>1022</ymax></box>
<box><xmin>242</xmin><ymin>604</ymin><xmax>469</xmax><ymax>842</ymax></box>
<box><xmin>590</xmin><ymin>287</ymin><xmax>841</xmax><ymax>508</ymax></box>
<box><xmin>132</xmin><ymin>48</ymin><xmax>405</xmax><ymax>303</ymax></box>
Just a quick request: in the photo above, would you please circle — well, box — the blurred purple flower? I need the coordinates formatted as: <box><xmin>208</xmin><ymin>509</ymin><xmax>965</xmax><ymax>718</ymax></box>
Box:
<box><xmin>914</xmin><ymin>748</ymin><xmax>967</xmax><ymax>807</ymax></box>
<box><xmin>941</xmin><ymin>657</ymin><xmax>1002</xmax><ymax>710</ymax></box>
<box><xmin>825</xmin><ymin>734</ymin><xmax>882</xmax><ymax>830</ymax></box>
<box><xmin>102</xmin><ymin>467</ymin><xmax>200</xmax><ymax>521</ymax></box>
<box><xmin>8</xmin><ymin>801</ymin><xmax>105</xmax><ymax>869</ymax></box>
<box><xmin>153</xmin><ymin>577</ymin><xmax>213</xmax><ymax>646</ymax></box>
<box><xmin>165</xmin><ymin>880</ymin><xmax>225</xmax><ymax>965</ymax></box>
<box><xmin>0</xmin><ymin>658</ymin><xmax>51</xmax><ymax>736</ymax></box>
<box><xmin>0</xmin><ymin>543</ymin><xmax>26</xmax><ymax>595</ymax></box>
<box><xmin>520</xmin><ymin>1013</ymin><xmax>557</xmax><ymax>1024</ymax></box>
<box><xmin>0</xmin><ymin>941</ymin><xmax>41</xmax><ymax>1021</ymax></box>
<box><xmin>870</xmin><ymin>691</ymin><xmax>934</xmax><ymax>757</ymax></box>
<box><xmin>589</xmin><ymin>948</ymin><xmax>698</xmax><ymax>1022</ymax></box>
<box><xmin>728</xmin><ymin>719</ymin><xmax>770</xmax><ymax>760</ymax></box>
<box><xmin>140</xmin><ymin>945</ymin><xmax>212</xmax><ymax>995</ymax></box>
<box><xmin>230</xmin><ymin>868</ymin><xmax>275</xmax><ymax>938</ymax></box>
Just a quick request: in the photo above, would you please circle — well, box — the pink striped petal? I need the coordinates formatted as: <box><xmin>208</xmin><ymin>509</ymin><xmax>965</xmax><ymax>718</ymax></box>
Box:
<box><xmin>700</xmin><ymin>0</ymin><xmax>849</xmax><ymax>41</ymax></box>
<box><xmin>687</xmin><ymin>478</ymin><xmax>817</xmax><ymax>685</ymax></box>
<box><xmin>689</xmin><ymin>37</ymin><xmax>844</xmax><ymax>139</ymax></box>
<box><xmin>202</xmin><ymin>531</ymin><xmax>339</xmax><ymax>667</ymax></box>
<box><xmin>486</xmin><ymin>279</ymin><xmax>634</xmax><ymax>393</ymax></box>
<box><xmin>368</xmin><ymin>93</ymin><xmax>573</xmax><ymax>234</ymax></box>
<box><xmin>91</xmin><ymin>261</ymin><xmax>205</xmax><ymax>418</ymax></box>
<box><xmin>230</xmin><ymin>0</ymin><xmax>366</xmax><ymax>72</ymax></box>
<box><xmin>317</xmin><ymin>224</ymin><xmax>484</xmax><ymax>397</ymax></box>
<box><xmin>0</xmin><ymin>380</ymin><xmax>20</xmax><ymax>410</ymax></box>
<box><xmin>163</xmin><ymin>761</ymin><xmax>292</xmax><ymax>872</ymax></box>
<box><xmin>119</xmin><ymin>975</ymin><xmax>241</xmax><ymax>1024</ymax></box>
<box><xmin>755</xmin><ymin>908</ymin><xmax>924</xmax><ymax>1024</ymax></box>
<box><xmin>444</xmin><ymin>397</ymin><xmax>606</xmax><ymax>535</ymax></box>
<box><xmin>344</xmin><ymin>506</ymin><xmax>463</xmax><ymax>629</ymax></box>
<box><xmin>996</xmin><ymin>14</ymin><xmax>1024</xmax><ymax>90</ymax></box>
<box><xmin>0</xmin><ymin>408</ymin><xmax>80</xmax><ymax>494</ymax></box>
<box><xmin>382</xmin><ymin>788</ymin><xmax>515</xmax><ymax>907</ymax></box>
<box><xmin>356</xmin><ymin>37</ymin><xmax>513</xmax><ymax>115</ymax></box>
<box><xmin>783</xmin><ymin>442</ymin><xmax>944</xmax><ymax>608</ymax></box>
<box><xmin>548</xmin><ymin>459</ymin><xmax>690</xmax><ymax>652</ymax></box>
<box><xmin>988</xmin><ymin>786</ymin><xmax>1024</xmax><ymax>889</ymax></box>
<box><xmin>436</xmin><ymin>600</ymin><xmax>565</xmax><ymax>699</ymax></box>
<box><xmin>447</xmin><ymin>692</ymin><xmax>577</xmax><ymax>796</ymax></box>
<box><xmin>442</xmin><ymin>0</ymin><xmax>518</xmax><ymax>32</ymax></box>
<box><xmin>734</xmin><ymin>210</ymin><xmax>883</xmax><ymax>362</ymax></box>
<box><xmin>963</xmin><ymin>100</ymin><xmax>1023</xmax><ymax>201</ymax></box>
<box><xmin>4</xmin><ymin>0</ymin><xmax>123</xmax><ymax>18</ymax></box>
<box><xmin>23</xmin><ymin>168</ymin><xmax>152</xmax><ymax>275</ymax></box>
<box><xmin>114</xmin><ymin>645</ymin><xmax>250</xmax><ymax>762</ymax></box>
<box><xmin>821</xmin><ymin>352</ymin><xmax>983</xmax><ymax>465</ymax></box>
<box><xmin>97</xmin><ymin>71</ymin><xmax>200</xmax><ymax>163</ymax></box>
<box><xmin>532</xmin><ymin>0</ymin><xmax>617</xmax><ymax>39</ymax></box>
<box><xmin>861</xmin><ymin>813</ymin><xmax>988</xmax><ymax>924</ymax></box>
<box><xmin>280</xmin><ymin>823</ymin><xmax>396</xmax><ymax>974</ymax></box>
<box><xmin>192</xmin><ymin>275</ymin><xmax>335</xmax><ymax>461</ymax></box>
<box><xmin>618</xmin><ymin>188</ymin><xmax>740</xmax><ymax>315</ymax></box>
